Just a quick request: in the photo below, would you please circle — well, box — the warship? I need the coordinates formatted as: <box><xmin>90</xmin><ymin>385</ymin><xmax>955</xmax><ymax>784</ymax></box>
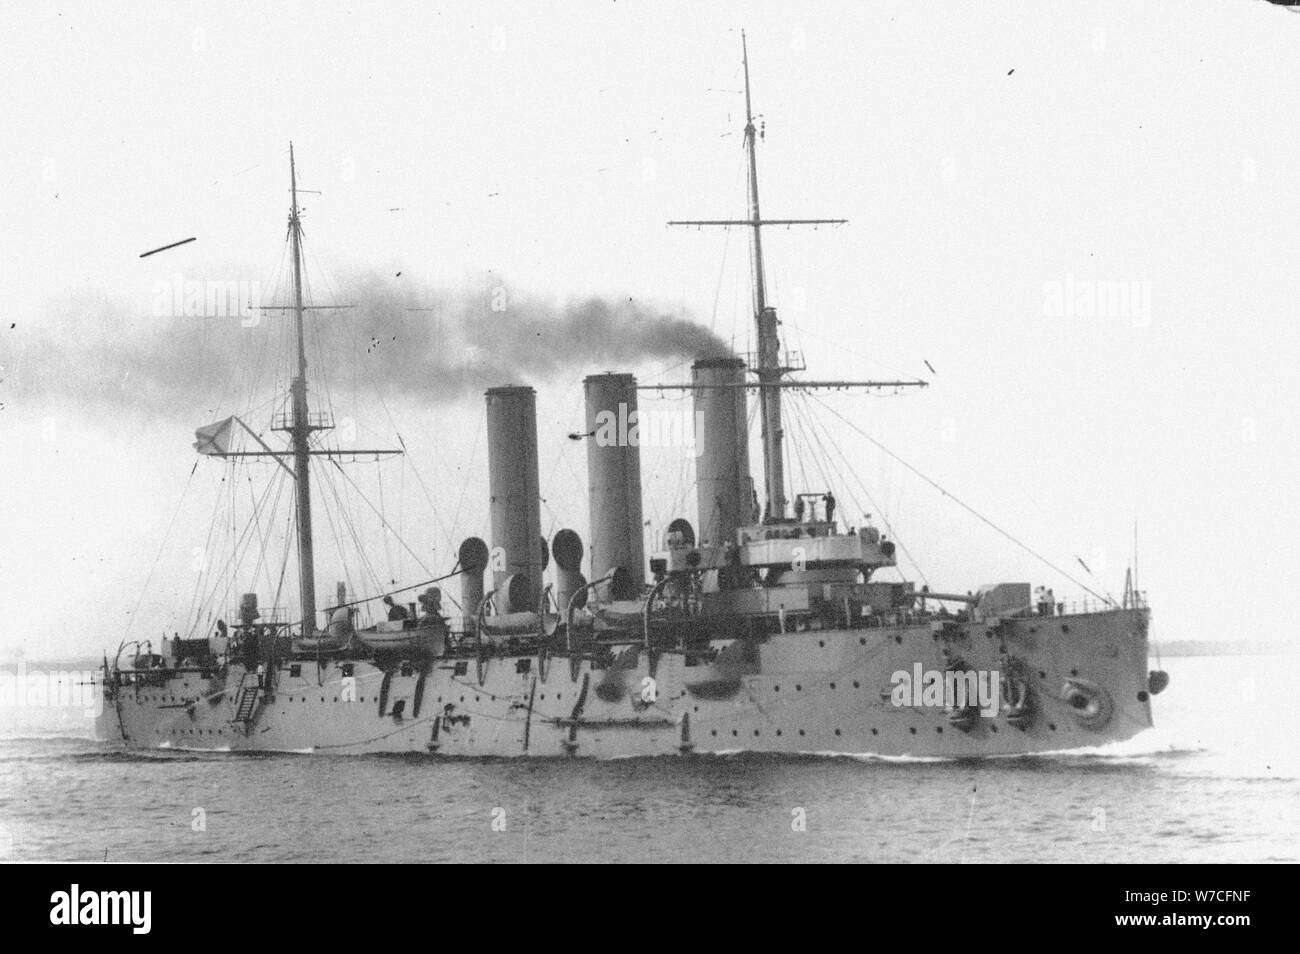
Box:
<box><xmin>97</xmin><ymin>38</ymin><xmax>1168</xmax><ymax>757</ymax></box>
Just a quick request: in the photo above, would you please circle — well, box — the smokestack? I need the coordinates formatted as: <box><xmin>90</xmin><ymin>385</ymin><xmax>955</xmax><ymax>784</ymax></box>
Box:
<box><xmin>485</xmin><ymin>386</ymin><xmax>543</xmax><ymax>608</ymax></box>
<box><xmin>457</xmin><ymin>537</ymin><xmax>489</xmax><ymax>619</ymax></box>
<box><xmin>583</xmin><ymin>372</ymin><xmax>646</xmax><ymax>586</ymax></box>
<box><xmin>692</xmin><ymin>357</ymin><xmax>754</xmax><ymax>548</ymax></box>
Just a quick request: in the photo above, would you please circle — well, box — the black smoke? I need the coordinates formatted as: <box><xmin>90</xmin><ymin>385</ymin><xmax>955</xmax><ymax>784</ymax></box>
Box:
<box><xmin>1</xmin><ymin>273</ymin><xmax>733</xmax><ymax>416</ymax></box>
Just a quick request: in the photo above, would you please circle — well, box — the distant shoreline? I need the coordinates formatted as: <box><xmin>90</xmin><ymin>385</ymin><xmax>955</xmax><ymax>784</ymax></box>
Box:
<box><xmin>1149</xmin><ymin>640</ymin><xmax>1296</xmax><ymax>658</ymax></box>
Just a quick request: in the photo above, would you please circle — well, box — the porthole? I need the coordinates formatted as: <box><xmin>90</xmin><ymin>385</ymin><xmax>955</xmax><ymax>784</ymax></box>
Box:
<box><xmin>1137</xmin><ymin>690</ymin><xmax>1149</xmax><ymax>702</ymax></box>
<box><xmin>1048</xmin><ymin>722</ymin><xmax>1057</xmax><ymax>731</ymax></box>
<box><xmin>909</xmin><ymin>727</ymin><xmax>917</xmax><ymax>734</ymax></box>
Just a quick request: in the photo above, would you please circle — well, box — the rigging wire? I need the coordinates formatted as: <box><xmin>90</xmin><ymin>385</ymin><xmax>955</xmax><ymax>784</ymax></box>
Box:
<box><xmin>367</xmin><ymin>359</ymin><xmax>460</xmax><ymax>563</ymax></box>
<box><xmin>375</xmin><ymin>456</ymin><xmax>394</xmax><ymax>580</ymax></box>
<box><xmin>789</xmin><ymin>392</ymin><xmax>927</xmax><ymax>585</ymax></box>
<box><xmin>185</xmin><ymin>466</ymin><xmax>230</xmax><ymax>632</ymax></box>
<box><xmin>250</xmin><ymin>465</ymin><xmax>291</xmax><ymax>601</ymax></box>
<box><xmin>209</xmin><ymin>465</ymin><xmax>285</xmax><ymax>632</ymax></box>
<box><xmin>123</xmin><ymin>461</ymin><xmax>200</xmax><ymax>640</ymax></box>
<box><xmin>446</xmin><ymin>417</ymin><xmax>483</xmax><ymax>548</ymax></box>
<box><xmin>808</xmin><ymin>393</ymin><xmax>1109</xmax><ymax>603</ymax></box>
<box><xmin>316</xmin><ymin>462</ymin><xmax>381</xmax><ymax>614</ymax></box>
<box><xmin>246</xmin><ymin>472</ymin><xmax>274</xmax><ymax>595</ymax></box>
<box><xmin>190</xmin><ymin>466</ymin><xmax>286</xmax><ymax>636</ymax></box>
<box><xmin>322</xmin><ymin>459</ymin><xmax>385</xmax><ymax>596</ymax></box>
<box><xmin>270</xmin><ymin>508</ymin><xmax>293</xmax><ymax>622</ymax></box>
<box><xmin>327</xmin><ymin>458</ymin><xmax>435</xmax><ymax>579</ymax></box>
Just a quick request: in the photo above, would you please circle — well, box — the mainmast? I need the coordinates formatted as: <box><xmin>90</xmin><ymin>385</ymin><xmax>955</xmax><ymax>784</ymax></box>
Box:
<box><xmin>288</xmin><ymin>143</ymin><xmax>318</xmax><ymax>635</ymax></box>
<box><xmin>201</xmin><ymin>146</ymin><xmax>402</xmax><ymax>634</ymax></box>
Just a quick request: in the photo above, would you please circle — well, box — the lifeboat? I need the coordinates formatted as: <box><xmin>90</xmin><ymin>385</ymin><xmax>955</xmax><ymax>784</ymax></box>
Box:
<box><xmin>294</xmin><ymin>607</ymin><xmax>355</xmax><ymax>653</ymax></box>
<box><xmin>357</xmin><ymin>619</ymin><xmax>446</xmax><ymax>655</ymax></box>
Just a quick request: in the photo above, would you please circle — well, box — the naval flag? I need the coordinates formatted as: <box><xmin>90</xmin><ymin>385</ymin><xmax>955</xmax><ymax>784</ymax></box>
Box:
<box><xmin>193</xmin><ymin>416</ymin><xmax>235</xmax><ymax>455</ymax></box>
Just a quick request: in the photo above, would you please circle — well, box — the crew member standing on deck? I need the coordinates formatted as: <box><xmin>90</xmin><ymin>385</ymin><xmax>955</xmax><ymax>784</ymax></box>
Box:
<box><xmin>824</xmin><ymin>492</ymin><xmax>836</xmax><ymax>527</ymax></box>
<box><xmin>382</xmin><ymin>595</ymin><xmax>408</xmax><ymax>621</ymax></box>
<box><xmin>794</xmin><ymin>495</ymin><xmax>805</xmax><ymax>522</ymax></box>
<box><xmin>418</xmin><ymin>587</ymin><xmax>445</xmax><ymax>625</ymax></box>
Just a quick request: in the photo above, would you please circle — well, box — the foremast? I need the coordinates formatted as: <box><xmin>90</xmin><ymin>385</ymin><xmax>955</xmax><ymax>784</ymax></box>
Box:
<box><xmin>741</xmin><ymin>33</ymin><xmax>787</xmax><ymax>521</ymax></box>
<box><xmin>671</xmin><ymin>33</ymin><xmax>881</xmax><ymax>522</ymax></box>
<box><xmin>287</xmin><ymin>143</ymin><xmax>318</xmax><ymax>635</ymax></box>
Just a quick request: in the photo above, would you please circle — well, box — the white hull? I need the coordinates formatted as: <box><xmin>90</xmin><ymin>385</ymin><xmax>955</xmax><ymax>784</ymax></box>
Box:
<box><xmin>98</xmin><ymin>608</ymin><xmax>1153</xmax><ymax>758</ymax></box>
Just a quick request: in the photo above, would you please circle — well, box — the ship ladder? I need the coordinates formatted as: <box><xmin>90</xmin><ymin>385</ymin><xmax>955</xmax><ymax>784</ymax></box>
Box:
<box><xmin>231</xmin><ymin>673</ymin><xmax>264</xmax><ymax>732</ymax></box>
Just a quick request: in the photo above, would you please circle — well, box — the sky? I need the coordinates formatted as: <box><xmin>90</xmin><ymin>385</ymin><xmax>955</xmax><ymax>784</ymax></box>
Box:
<box><xmin>3</xmin><ymin>0</ymin><xmax>1300</xmax><ymax>658</ymax></box>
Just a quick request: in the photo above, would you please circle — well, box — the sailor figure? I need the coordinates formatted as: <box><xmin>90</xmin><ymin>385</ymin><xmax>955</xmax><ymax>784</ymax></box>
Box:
<box><xmin>418</xmin><ymin>587</ymin><xmax>445</xmax><ymax>624</ymax></box>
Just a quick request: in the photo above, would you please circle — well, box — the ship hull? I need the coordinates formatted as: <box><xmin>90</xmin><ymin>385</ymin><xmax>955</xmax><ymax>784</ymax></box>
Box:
<box><xmin>97</xmin><ymin>608</ymin><xmax>1152</xmax><ymax>757</ymax></box>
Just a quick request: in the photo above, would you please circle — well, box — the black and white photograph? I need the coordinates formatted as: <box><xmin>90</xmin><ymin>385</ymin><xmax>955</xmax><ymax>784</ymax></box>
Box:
<box><xmin>0</xmin><ymin>0</ymin><xmax>1294</xmax><ymax>896</ymax></box>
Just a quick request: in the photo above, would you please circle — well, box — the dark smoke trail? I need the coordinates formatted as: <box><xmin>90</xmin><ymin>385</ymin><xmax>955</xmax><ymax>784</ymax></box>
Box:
<box><xmin>1</xmin><ymin>273</ymin><xmax>733</xmax><ymax>416</ymax></box>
